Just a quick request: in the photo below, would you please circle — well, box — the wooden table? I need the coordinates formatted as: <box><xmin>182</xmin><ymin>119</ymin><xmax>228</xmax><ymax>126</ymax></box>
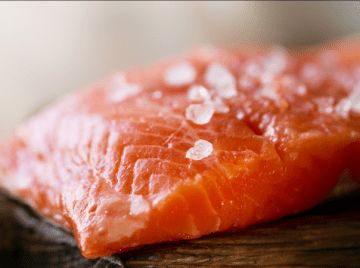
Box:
<box><xmin>1</xmin><ymin>191</ymin><xmax>359</xmax><ymax>267</ymax></box>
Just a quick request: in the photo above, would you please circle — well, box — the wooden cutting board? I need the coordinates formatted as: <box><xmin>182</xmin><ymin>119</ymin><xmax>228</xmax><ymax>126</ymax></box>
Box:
<box><xmin>1</xmin><ymin>191</ymin><xmax>360</xmax><ymax>267</ymax></box>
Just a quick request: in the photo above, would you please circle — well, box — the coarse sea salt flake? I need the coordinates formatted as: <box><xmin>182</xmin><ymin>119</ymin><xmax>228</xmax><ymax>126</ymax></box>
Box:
<box><xmin>335</xmin><ymin>99</ymin><xmax>352</xmax><ymax>118</ymax></box>
<box><xmin>164</xmin><ymin>61</ymin><xmax>196</xmax><ymax>86</ymax></box>
<box><xmin>301</xmin><ymin>63</ymin><xmax>324</xmax><ymax>87</ymax></box>
<box><xmin>186</xmin><ymin>139</ymin><xmax>213</xmax><ymax>160</ymax></box>
<box><xmin>280</xmin><ymin>75</ymin><xmax>307</xmax><ymax>96</ymax></box>
<box><xmin>236</xmin><ymin>111</ymin><xmax>245</xmax><ymax>120</ymax></box>
<box><xmin>314</xmin><ymin>97</ymin><xmax>334</xmax><ymax>114</ymax></box>
<box><xmin>348</xmin><ymin>83</ymin><xmax>360</xmax><ymax>113</ymax></box>
<box><xmin>109</xmin><ymin>75</ymin><xmax>142</xmax><ymax>103</ymax></box>
<box><xmin>185</xmin><ymin>103</ymin><xmax>215</xmax><ymax>125</ymax></box>
<box><xmin>130</xmin><ymin>195</ymin><xmax>150</xmax><ymax>216</ymax></box>
<box><xmin>260</xmin><ymin>86</ymin><xmax>278</xmax><ymax>100</ymax></box>
<box><xmin>210</xmin><ymin>97</ymin><xmax>230</xmax><ymax>114</ymax></box>
<box><xmin>264</xmin><ymin>47</ymin><xmax>288</xmax><ymax>75</ymax></box>
<box><xmin>187</xmin><ymin>85</ymin><xmax>211</xmax><ymax>102</ymax></box>
<box><xmin>205</xmin><ymin>63</ymin><xmax>237</xmax><ymax>99</ymax></box>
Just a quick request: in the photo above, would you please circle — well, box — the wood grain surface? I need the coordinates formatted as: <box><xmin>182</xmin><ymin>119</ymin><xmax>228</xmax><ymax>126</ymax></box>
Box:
<box><xmin>0</xmin><ymin>191</ymin><xmax>359</xmax><ymax>268</ymax></box>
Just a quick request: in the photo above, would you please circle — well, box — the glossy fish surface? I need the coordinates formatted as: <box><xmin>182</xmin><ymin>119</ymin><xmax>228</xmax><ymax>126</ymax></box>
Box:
<box><xmin>1</xmin><ymin>40</ymin><xmax>360</xmax><ymax>258</ymax></box>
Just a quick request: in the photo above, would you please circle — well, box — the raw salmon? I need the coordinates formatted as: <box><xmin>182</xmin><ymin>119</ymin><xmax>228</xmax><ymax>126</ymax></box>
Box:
<box><xmin>1</xmin><ymin>40</ymin><xmax>360</xmax><ymax>258</ymax></box>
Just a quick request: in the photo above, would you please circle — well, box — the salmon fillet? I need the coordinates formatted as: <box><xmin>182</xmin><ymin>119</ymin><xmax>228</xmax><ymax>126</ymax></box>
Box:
<box><xmin>0</xmin><ymin>40</ymin><xmax>360</xmax><ymax>258</ymax></box>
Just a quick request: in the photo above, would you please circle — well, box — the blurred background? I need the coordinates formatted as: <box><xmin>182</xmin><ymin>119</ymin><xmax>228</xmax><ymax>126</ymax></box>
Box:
<box><xmin>0</xmin><ymin>1</ymin><xmax>359</xmax><ymax>138</ymax></box>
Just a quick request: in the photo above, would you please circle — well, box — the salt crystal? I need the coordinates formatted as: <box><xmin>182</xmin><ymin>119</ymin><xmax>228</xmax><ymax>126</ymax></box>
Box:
<box><xmin>301</xmin><ymin>63</ymin><xmax>324</xmax><ymax>86</ymax></box>
<box><xmin>260</xmin><ymin>86</ymin><xmax>278</xmax><ymax>100</ymax></box>
<box><xmin>347</xmin><ymin>82</ymin><xmax>360</xmax><ymax>113</ymax></box>
<box><xmin>109</xmin><ymin>74</ymin><xmax>142</xmax><ymax>102</ymax></box>
<box><xmin>186</xmin><ymin>139</ymin><xmax>213</xmax><ymax>160</ymax></box>
<box><xmin>264</xmin><ymin>119</ymin><xmax>278</xmax><ymax>142</ymax></box>
<box><xmin>280</xmin><ymin>75</ymin><xmax>307</xmax><ymax>96</ymax></box>
<box><xmin>164</xmin><ymin>61</ymin><xmax>196</xmax><ymax>86</ymax></box>
<box><xmin>185</xmin><ymin>103</ymin><xmax>215</xmax><ymax>125</ymax></box>
<box><xmin>219</xmin><ymin>84</ymin><xmax>237</xmax><ymax>99</ymax></box>
<box><xmin>205</xmin><ymin>63</ymin><xmax>237</xmax><ymax>99</ymax></box>
<box><xmin>314</xmin><ymin>97</ymin><xmax>334</xmax><ymax>114</ymax></box>
<box><xmin>210</xmin><ymin>97</ymin><xmax>230</xmax><ymax>114</ymax></box>
<box><xmin>130</xmin><ymin>195</ymin><xmax>150</xmax><ymax>216</ymax></box>
<box><xmin>187</xmin><ymin>85</ymin><xmax>211</xmax><ymax>102</ymax></box>
<box><xmin>335</xmin><ymin>99</ymin><xmax>352</xmax><ymax>118</ymax></box>
<box><xmin>335</xmin><ymin>83</ymin><xmax>360</xmax><ymax>117</ymax></box>
<box><xmin>264</xmin><ymin>47</ymin><xmax>288</xmax><ymax>75</ymax></box>
<box><xmin>236</xmin><ymin>111</ymin><xmax>245</xmax><ymax>120</ymax></box>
